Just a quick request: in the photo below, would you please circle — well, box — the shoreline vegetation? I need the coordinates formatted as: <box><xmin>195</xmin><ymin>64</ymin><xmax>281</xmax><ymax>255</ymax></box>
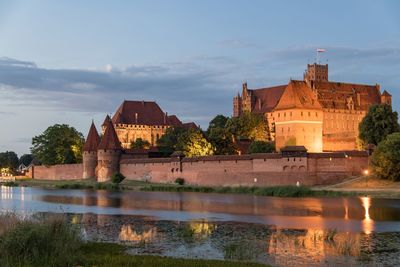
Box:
<box><xmin>2</xmin><ymin>176</ymin><xmax>400</xmax><ymax>198</ymax></box>
<box><xmin>0</xmin><ymin>213</ymin><xmax>267</xmax><ymax>267</ymax></box>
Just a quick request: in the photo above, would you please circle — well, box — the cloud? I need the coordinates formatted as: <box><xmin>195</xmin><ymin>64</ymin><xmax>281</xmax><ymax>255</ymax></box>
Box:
<box><xmin>0</xmin><ymin>46</ymin><xmax>399</xmax><ymax>129</ymax></box>
<box><xmin>219</xmin><ymin>39</ymin><xmax>258</xmax><ymax>49</ymax></box>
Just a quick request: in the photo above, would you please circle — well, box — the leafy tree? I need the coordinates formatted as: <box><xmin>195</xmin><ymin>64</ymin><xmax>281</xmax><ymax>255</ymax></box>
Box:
<box><xmin>207</xmin><ymin>115</ymin><xmax>229</xmax><ymax>133</ymax></box>
<box><xmin>0</xmin><ymin>151</ymin><xmax>19</xmax><ymax>170</ymax></box>
<box><xmin>184</xmin><ymin>131</ymin><xmax>214</xmax><ymax>157</ymax></box>
<box><xmin>19</xmin><ymin>154</ymin><xmax>33</xmax><ymax>166</ymax></box>
<box><xmin>226</xmin><ymin>112</ymin><xmax>270</xmax><ymax>141</ymax></box>
<box><xmin>206</xmin><ymin>115</ymin><xmax>236</xmax><ymax>155</ymax></box>
<box><xmin>248</xmin><ymin>141</ymin><xmax>275</xmax><ymax>154</ymax></box>
<box><xmin>156</xmin><ymin>127</ymin><xmax>191</xmax><ymax>154</ymax></box>
<box><xmin>371</xmin><ymin>132</ymin><xmax>400</xmax><ymax>181</ymax></box>
<box><xmin>130</xmin><ymin>138</ymin><xmax>150</xmax><ymax>149</ymax></box>
<box><xmin>31</xmin><ymin>124</ymin><xmax>84</xmax><ymax>165</ymax></box>
<box><xmin>359</xmin><ymin>104</ymin><xmax>400</xmax><ymax>145</ymax></box>
<box><xmin>111</xmin><ymin>172</ymin><xmax>125</xmax><ymax>184</ymax></box>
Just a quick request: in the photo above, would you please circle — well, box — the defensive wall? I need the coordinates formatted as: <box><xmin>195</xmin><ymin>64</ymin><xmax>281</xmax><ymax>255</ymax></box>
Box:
<box><xmin>28</xmin><ymin>151</ymin><xmax>368</xmax><ymax>186</ymax></box>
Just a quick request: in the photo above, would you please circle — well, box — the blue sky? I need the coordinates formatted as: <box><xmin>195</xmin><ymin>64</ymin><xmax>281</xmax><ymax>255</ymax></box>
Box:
<box><xmin>0</xmin><ymin>0</ymin><xmax>399</xmax><ymax>155</ymax></box>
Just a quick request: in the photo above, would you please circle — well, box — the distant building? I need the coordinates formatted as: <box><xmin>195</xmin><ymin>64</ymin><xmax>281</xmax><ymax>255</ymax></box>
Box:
<box><xmin>233</xmin><ymin>63</ymin><xmax>392</xmax><ymax>152</ymax></box>
<box><xmin>104</xmin><ymin>100</ymin><xmax>196</xmax><ymax>149</ymax></box>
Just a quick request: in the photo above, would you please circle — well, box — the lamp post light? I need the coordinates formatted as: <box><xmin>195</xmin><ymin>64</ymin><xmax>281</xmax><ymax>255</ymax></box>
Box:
<box><xmin>364</xmin><ymin>169</ymin><xmax>369</xmax><ymax>188</ymax></box>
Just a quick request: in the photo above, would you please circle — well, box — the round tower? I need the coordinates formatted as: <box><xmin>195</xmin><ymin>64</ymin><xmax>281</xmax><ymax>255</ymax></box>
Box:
<box><xmin>83</xmin><ymin>121</ymin><xmax>100</xmax><ymax>179</ymax></box>
<box><xmin>97</xmin><ymin>116</ymin><xmax>122</xmax><ymax>182</ymax></box>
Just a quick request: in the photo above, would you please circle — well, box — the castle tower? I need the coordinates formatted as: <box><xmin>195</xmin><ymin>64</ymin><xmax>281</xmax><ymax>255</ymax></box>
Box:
<box><xmin>381</xmin><ymin>90</ymin><xmax>392</xmax><ymax>106</ymax></box>
<box><xmin>304</xmin><ymin>63</ymin><xmax>328</xmax><ymax>86</ymax></box>
<box><xmin>101</xmin><ymin>114</ymin><xmax>111</xmax><ymax>134</ymax></box>
<box><xmin>82</xmin><ymin>121</ymin><xmax>100</xmax><ymax>179</ymax></box>
<box><xmin>97</xmin><ymin>116</ymin><xmax>122</xmax><ymax>182</ymax></box>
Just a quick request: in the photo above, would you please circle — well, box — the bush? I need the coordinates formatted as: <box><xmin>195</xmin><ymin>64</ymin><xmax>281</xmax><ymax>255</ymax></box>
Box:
<box><xmin>0</xmin><ymin>215</ymin><xmax>81</xmax><ymax>267</ymax></box>
<box><xmin>248</xmin><ymin>141</ymin><xmax>275</xmax><ymax>154</ymax></box>
<box><xmin>371</xmin><ymin>132</ymin><xmax>400</xmax><ymax>181</ymax></box>
<box><xmin>2</xmin><ymin>181</ymin><xmax>19</xmax><ymax>187</ymax></box>
<box><xmin>175</xmin><ymin>178</ymin><xmax>185</xmax><ymax>185</ymax></box>
<box><xmin>111</xmin><ymin>173</ymin><xmax>125</xmax><ymax>184</ymax></box>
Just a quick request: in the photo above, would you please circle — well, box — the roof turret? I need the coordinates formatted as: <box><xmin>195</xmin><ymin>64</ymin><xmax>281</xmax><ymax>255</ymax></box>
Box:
<box><xmin>98</xmin><ymin>117</ymin><xmax>122</xmax><ymax>150</ymax></box>
<box><xmin>83</xmin><ymin>121</ymin><xmax>100</xmax><ymax>152</ymax></box>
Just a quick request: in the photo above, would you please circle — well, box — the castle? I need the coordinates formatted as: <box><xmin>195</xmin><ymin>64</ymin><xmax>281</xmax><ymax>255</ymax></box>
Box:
<box><xmin>233</xmin><ymin>63</ymin><xmax>392</xmax><ymax>152</ymax></box>
<box><xmin>82</xmin><ymin>101</ymin><xmax>195</xmax><ymax>181</ymax></box>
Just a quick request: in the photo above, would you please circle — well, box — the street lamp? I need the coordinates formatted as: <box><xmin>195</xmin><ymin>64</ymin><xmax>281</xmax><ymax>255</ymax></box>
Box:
<box><xmin>364</xmin><ymin>169</ymin><xmax>369</xmax><ymax>187</ymax></box>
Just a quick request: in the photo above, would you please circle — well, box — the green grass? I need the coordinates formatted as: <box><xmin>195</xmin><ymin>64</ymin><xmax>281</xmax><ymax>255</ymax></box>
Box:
<box><xmin>0</xmin><ymin>213</ymin><xmax>268</xmax><ymax>267</ymax></box>
<box><xmin>141</xmin><ymin>184</ymin><xmax>354</xmax><ymax>197</ymax></box>
<box><xmin>1</xmin><ymin>181</ymin><xmax>19</xmax><ymax>187</ymax></box>
<box><xmin>14</xmin><ymin>178</ymin><xmax>357</xmax><ymax>197</ymax></box>
<box><xmin>80</xmin><ymin>242</ymin><xmax>267</xmax><ymax>267</ymax></box>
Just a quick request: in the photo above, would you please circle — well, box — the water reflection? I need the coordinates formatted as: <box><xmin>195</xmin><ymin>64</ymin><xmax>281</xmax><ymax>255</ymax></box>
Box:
<box><xmin>119</xmin><ymin>224</ymin><xmax>157</xmax><ymax>243</ymax></box>
<box><xmin>1</xmin><ymin>187</ymin><xmax>400</xmax><ymax>233</ymax></box>
<box><xmin>361</xmin><ymin>197</ymin><xmax>374</xmax><ymax>234</ymax></box>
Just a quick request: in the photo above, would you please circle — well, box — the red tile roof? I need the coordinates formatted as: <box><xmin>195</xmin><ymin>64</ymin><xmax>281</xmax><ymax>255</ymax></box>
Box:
<box><xmin>83</xmin><ymin>121</ymin><xmax>100</xmax><ymax>152</ymax></box>
<box><xmin>274</xmin><ymin>80</ymin><xmax>322</xmax><ymax>110</ymax></box>
<box><xmin>166</xmin><ymin>115</ymin><xmax>182</xmax><ymax>126</ymax></box>
<box><xmin>382</xmin><ymin>90</ymin><xmax>391</xmax><ymax>97</ymax></box>
<box><xmin>249</xmin><ymin>85</ymin><xmax>286</xmax><ymax>113</ymax></box>
<box><xmin>313</xmin><ymin>81</ymin><xmax>381</xmax><ymax>110</ymax></box>
<box><xmin>102</xmin><ymin>114</ymin><xmax>111</xmax><ymax>126</ymax></box>
<box><xmin>98</xmin><ymin>117</ymin><xmax>122</xmax><ymax>150</ymax></box>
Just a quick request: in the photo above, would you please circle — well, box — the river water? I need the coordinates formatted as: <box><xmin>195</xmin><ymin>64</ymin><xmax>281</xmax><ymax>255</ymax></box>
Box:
<box><xmin>1</xmin><ymin>186</ymin><xmax>400</xmax><ymax>266</ymax></box>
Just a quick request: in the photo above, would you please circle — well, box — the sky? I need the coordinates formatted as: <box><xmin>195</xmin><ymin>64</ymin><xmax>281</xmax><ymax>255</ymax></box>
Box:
<box><xmin>0</xmin><ymin>0</ymin><xmax>399</xmax><ymax>155</ymax></box>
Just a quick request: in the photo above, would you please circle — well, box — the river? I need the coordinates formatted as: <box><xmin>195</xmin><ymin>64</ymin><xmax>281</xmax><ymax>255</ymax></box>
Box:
<box><xmin>1</xmin><ymin>186</ymin><xmax>400</xmax><ymax>266</ymax></box>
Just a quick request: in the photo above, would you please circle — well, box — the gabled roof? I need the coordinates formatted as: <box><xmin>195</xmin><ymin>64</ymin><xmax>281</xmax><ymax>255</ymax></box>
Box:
<box><xmin>98</xmin><ymin>118</ymin><xmax>122</xmax><ymax>150</ymax></box>
<box><xmin>167</xmin><ymin>115</ymin><xmax>182</xmax><ymax>126</ymax></box>
<box><xmin>313</xmin><ymin>81</ymin><xmax>381</xmax><ymax>110</ymax></box>
<box><xmin>111</xmin><ymin>100</ymin><xmax>169</xmax><ymax>126</ymax></box>
<box><xmin>182</xmin><ymin>122</ymin><xmax>198</xmax><ymax>130</ymax></box>
<box><xmin>249</xmin><ymin>85</ymin><xmax>286</xmax><ymax>113</ymax></box>
<box><xmin>382</xmin><ymin>90</ymin><xmax>392</xmax><ymax>97</ymax></box>
<box><xmin>274</xmin><ymin>80</ymin><xmax>322</xmax><ymax>111</ymax></box>
<box><xmin>83</xmin><ymin>121</ymin><xmax>100</xmax><ymax>152</ymax></box>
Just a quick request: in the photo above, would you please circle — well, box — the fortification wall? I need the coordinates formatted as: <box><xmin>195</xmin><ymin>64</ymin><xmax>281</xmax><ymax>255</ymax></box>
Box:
<box><xmin>30</xmin><ymin>164</ymin><xmax>83</xmax><ymax>180</ymax></box>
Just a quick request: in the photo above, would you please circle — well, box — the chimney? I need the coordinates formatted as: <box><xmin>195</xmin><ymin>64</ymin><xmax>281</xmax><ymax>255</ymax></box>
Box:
<box><xmin>142</xmin><ymin>100</ymin><xmax>145</xmax><ymax>106</ymax></box>
<box><xmin>258</xmin><ymin>99</ymin><xmax>262</xmax><ymax>110</ymax></box>
<box><xmin>135</xmin><ymin>113</ymin><xmax>138</xmax><ymax>124</ymax></box>
<box><xmin>164</xmin><ymin>112</ymin><xmax>167</xmax><ymax>124</ymax></box>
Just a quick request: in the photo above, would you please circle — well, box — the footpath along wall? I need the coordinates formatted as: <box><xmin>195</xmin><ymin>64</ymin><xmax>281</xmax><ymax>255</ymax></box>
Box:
<box><xmin>28</xmin><ymin>151</ymin><xmax>369</xmax><ymax>186</ymax></box>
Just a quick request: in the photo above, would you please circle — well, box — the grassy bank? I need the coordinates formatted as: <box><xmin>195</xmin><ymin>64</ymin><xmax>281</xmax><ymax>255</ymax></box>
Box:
<box><xmin>4</xmin><ymin>178</ymin><xmax>355</xmax><ymax>197</ymax></box>
<box><xmin>0</xmin><ymin>214</ymin><xmax>266</xmax><ymax>267</ymax></box>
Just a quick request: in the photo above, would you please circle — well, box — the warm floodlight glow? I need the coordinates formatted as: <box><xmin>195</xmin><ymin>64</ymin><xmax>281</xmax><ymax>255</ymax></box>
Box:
<box><xmin>364</xmin><ymin>169</ymin><xmax>369</xmax><ymax>175</ymax></box>
<box><xmin>361</xmin><ymin>196</ymin><xmax>373</xmax><ymax>234</ymax></box>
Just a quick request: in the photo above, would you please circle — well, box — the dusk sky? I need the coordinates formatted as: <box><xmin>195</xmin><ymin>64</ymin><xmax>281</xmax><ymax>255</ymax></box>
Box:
<box><xmin>0</xmin><ymin>0</ymin><xmax>399</xmax><ymax>155</ymax></box>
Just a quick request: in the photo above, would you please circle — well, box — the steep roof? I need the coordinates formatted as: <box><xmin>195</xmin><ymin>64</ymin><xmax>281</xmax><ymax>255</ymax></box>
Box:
<box><xmin>111</xmin><ymin>100</ymin><xmax>170</xmax><ymax>126</ymax></box>
<box><xmin>313</xmin><ymin>81</ymin><xmax>381</xmax><ymax>110</ymax></box>
<box><xmin>166</xmin><ymin>115</ymin><xmax>182</xmax><ymax>126</ymax></box>
<box><xmin>249</xmin><ymin>85</ymin><xmax>286</xmax><ymax>113</ymax></box>
<box><xmin>98</xmin><ymin>117</ymin><xmax>122</xmax><ymax>150</ymax></box>
<box><xmin>83</xmin><ymin>121</ymin><xmax>100</xmax><ymax>152</ymax></box>
<box><xmin>102</xmin><ymin>115</ymin><xmax>111</xmax><ymax>126</ymax></box>
<box><xmin>274</xmin><ymin>80</ymin><xmax>322</xmax><ymax>111</ymax></box>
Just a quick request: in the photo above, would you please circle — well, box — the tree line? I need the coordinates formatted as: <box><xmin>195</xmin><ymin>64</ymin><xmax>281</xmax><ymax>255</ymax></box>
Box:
<box><xmin>2</xmin><ymin>105</ymin><xmax>399</xmax><ymax>181</ymax></box>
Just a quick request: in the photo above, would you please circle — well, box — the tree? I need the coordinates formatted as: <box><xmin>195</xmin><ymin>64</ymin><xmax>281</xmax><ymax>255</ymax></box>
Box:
<box><xmin>0</xmin><ymin>151</ymin><xmax>19</xmax><ymax>170</ymax></box>
<box><xmin>184</xmin><ymin>131</ymin><xmax>214</xmax><ymax>157</ymax></box>
<box><xmin>226</xmin><ymin>112</ymin><xmax>270</xmax><ymax>141</ymax></box>
<box><xmin>359</xmin><ymin>104</ymin><xmax>400</xmax><ymax>146</ymax></box>
<box><xmin>31</xmin><ymin>124</ymin><xmax>84</xmax><ymax>165</ymax></box>
<box><xmin>371</xmin><ymin>132</ymin><xmax>400</xmax><ymax>181</ymax></box>
<box><xmin>206</xmin><ymin>115</ymin><xmax>236</xmax><ymax>155</ymax></box>
<box><xmin>19</xmin><ymin>154</ymin><xmax>33</xmax><ymax>166</ymax></box>
<box><xmin>130</xmin><ymin>138</ymin><xmax>150</xmax><ymax>149</ymax></box>
<box><xmin>156</xmin><ymin>127</ymin><xmax>191</xmax><ymax>154</ymax></box>
<box><xmin>248</xmin><ymin>141</ymin><xmax>275</xmax><ymax>154</ymax></box>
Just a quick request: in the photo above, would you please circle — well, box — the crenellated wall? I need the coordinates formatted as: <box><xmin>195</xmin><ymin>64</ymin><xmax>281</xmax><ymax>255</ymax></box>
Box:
<box><xmin>29</xmin><ymin>151</ymin><xmax>368</xmax><ymax>186</ymax></box>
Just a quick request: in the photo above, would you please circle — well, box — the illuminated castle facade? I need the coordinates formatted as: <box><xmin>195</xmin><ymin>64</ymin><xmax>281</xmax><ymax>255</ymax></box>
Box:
<box><xmin>233</xmin><ymin>63</ymin><xmax>392</xmax><ymax>152</ymax></box>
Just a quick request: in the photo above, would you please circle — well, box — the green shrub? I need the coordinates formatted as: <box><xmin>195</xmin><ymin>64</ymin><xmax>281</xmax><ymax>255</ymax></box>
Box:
<box><xmin>2</xmin><ymin>181</ymin><xmax>19</xmax><ymax>187</ymax></box>
<box><xmin>248</xmin><ymin>141</ymin><xmax>275</xmax><ymax>154</ymax></box>
<box><xmin>371</xmin><ymin>132</ymin><xmax>400</xmax><ymax>181</ymax></box>
<box><xmin>175</xmin><ymin>178</ymin><xmax>185</xmax><ymax>185</ymax></box>
<box><xmin>111</xmin><ymin>173</ymin><xmax>126</xmax><ymax>184</ymax></box>
<box><xmin>0</xmin><ymin>216</ymin><xmax>82</xmax><ymax>267</ymax></box>
<box><xmin>95</xmin><ymin>182</ymin><xmax>121</xmax><ymax>191</ymax></box>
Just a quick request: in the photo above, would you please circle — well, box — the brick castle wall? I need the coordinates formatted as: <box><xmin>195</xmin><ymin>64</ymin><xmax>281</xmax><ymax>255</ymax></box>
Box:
<box><xmin>29</xmin><ymin>152</ymin><xmax>368</xmax><ymax>186</ymax></box>
<box><xmin>28</xmin><ymin>164</ymin><xmax>83</xmax><ymax>180</ymax></box>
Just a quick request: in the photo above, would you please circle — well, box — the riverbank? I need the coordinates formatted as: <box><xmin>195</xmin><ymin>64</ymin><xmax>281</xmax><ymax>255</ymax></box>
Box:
<box><xmin>2</xmin><ymin>178</ymin><xmax>355</xmax><ymax>198</ymax></box>
<box><xmin>0</xmin><ymin>213</ymin><xmax>266</xmax><ymax>267</ymax></box>
<box><xmin>3</xmin><ymin>176</ymin><xmax>400</xmax><ymax>198</ymax></box>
